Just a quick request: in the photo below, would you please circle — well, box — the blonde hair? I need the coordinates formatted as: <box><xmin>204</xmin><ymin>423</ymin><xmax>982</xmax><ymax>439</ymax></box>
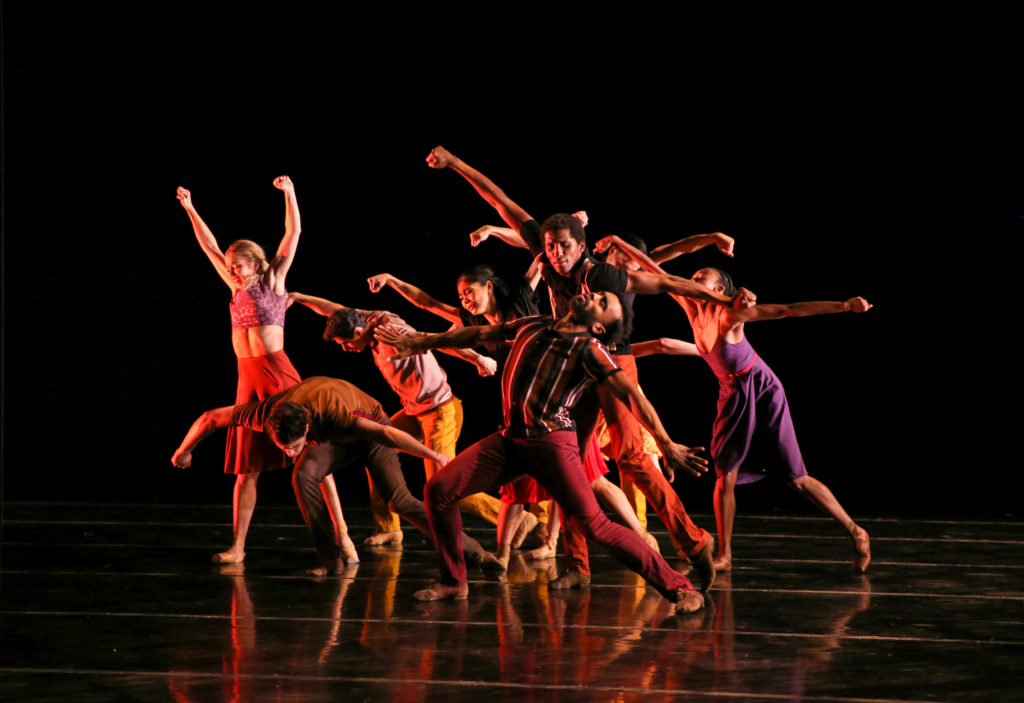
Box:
<box><xmin>225</xmin><ymin>240</ymin><xmax>270</xmax><ymax>277</ymax></box>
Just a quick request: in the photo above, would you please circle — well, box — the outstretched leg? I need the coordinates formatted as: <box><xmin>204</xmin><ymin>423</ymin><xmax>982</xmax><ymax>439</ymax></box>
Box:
<box><xmin>789</xmin><ymin>475</ymin><xmax>870</xmax><ymax>571</ymax></box>
<box><xmin>214</xmin><ymin>472</ymin><xmax>260</xmax><ymax>564</ymax></box>
<box><xmin>592</xmin><ymin>475</ymin><xmax>660</xmax><ymax>554</ymax></box>
<box><xmin>712</xmin><ymin>470</ymin><xmax>737</xmax><ymax>571</ymax></box>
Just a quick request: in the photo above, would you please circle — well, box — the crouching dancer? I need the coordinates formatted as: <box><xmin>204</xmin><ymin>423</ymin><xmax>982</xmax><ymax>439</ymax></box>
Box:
<box><xmin>171</xmin><ymin>376</ymin><xmax>498</xmax><ymax>575</ymax></box>
<box><xmin>377</xmin><ymin>292</ymin><xmax>711</xmax><ymax>611</ymax></box>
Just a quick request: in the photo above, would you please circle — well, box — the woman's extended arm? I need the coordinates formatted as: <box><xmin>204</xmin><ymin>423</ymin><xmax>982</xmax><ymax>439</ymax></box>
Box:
<box><xmin>268</xmin><ymin>175</ymin><xmax>302</xmax><ymax>290</ymax></box>
<box><xmin>367</xmin><ymin>273</ymin><xmax>462</xmax><ymax>325</ymax></box>
<box><xmin>649</xmin><ymin>232</ymin><xmax>734</xmax><ymax>263</ymax></box>
<box><xmin>727</xmin><ymin>297</ymin><xmax>872</xmax><ymax>326</ymax></box>
<box><xmin>288</xmin><ymin>292</ymin><xmax>345</xmax><ymax>317</ymax></box>
<box><xmin>177</xmin><ymin>187</ymin><xmax>234</xmax><ymax>289</ymax></box>
<box><xmin>426</xmin><ymin>146</ymin><xmax>533</xmax><ymax>232</ymax></box>
<box><xmin>631</xmin><ymin>338</ymin><xmax>700</xmax><ymax>358</ymax></box>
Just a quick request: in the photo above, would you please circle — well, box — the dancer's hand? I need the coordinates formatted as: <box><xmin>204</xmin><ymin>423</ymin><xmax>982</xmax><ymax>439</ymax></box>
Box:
<box><xmin>711</xmin><ymin>232</ymin><xmax>735</xmax><ymax>257</ymax></box>
<box><xmin>571</xmin><ymin>210</ymin><xmax>589</xmax><ymax>227</ymax></box>
<box><xmin>469</xmin><ymin>225</ymin><xmax>503</xmax><ymax>247</ymax></box>
<box><xmin>367</xmin><ymin>273</ymin><xmax>391</xmax><ymax>293</ymax></box>
<box><xmin>844</xmin><ymin>297</ymin><xmax>872</xmax><ymax>313</ymax></box>
<box><xmin>660</xmin><ymin>443</ymin><xmax>708</xmax><ymax>482</ymax></box>
<box><xmin>426</xmin><ymin>146</ymin><xmax>455</xmax><ymax>169</ymax></box>
<box><xmin>176</xmin><ymin>186</ymin><xmax>192</xmax><ymax>208</ymax></box>
<box><xmin>592</xmin><ymin>235</ymin><xmax>619</xmax><ymax>254</ymax></box>
<box><xmin>434</xmin><ymin>452</ymin><xmax>451</xmax><ymax>468</ymax></box>
<box><xmin>273</xmin><ymin>175</ymin><xmax>295</xmax><ymax>192</ymax></box>
<box><xmin>733</xmin><ymin>287</ymin><xmax>757</xmax><ymax>309</ymax></box>
<box><xmin>375</xmin><ymin>323</ymin><xmax>421</xmax><ymax>359</ymax></box>
<box><xmin>171</xmin><ymin>449</ymin><xmax>192</xmax><ymax>469</ymax></box>
<box><xmin>475</xmin><ymin>356</ymin><xmax>498</xmax><ymax>377</ymax></box>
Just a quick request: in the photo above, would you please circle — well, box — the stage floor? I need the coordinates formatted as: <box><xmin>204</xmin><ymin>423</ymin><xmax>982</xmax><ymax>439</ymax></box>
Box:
<box><xmin>1</xmin><ymin>501</ymin><xmax>1022</xmax><ymax>702</ymax></box>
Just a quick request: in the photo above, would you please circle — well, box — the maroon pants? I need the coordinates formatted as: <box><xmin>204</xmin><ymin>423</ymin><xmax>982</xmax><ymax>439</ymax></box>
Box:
<box><xmin>423</xmin><ymin>429</ymin><xmax>695</xmax><ymax>599</ymax></box>
<box><xmin>566</xmin><ymin>354</ymin><xmax>710</xmax><ymax>572</ymax></box>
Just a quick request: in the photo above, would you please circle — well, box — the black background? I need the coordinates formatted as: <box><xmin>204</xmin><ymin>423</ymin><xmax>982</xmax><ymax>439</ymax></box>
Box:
<box><xmin>4</xmin><ymin>4</ymin><xmax>1019</xmax><ymax>517</ymax></box>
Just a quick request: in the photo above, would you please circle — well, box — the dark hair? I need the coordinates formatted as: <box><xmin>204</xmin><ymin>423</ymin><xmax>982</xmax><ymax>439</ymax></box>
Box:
<box><xmin>267</xmin><ymin>401</ymin><xmax>311</xmax><ymax>443</ymax></box>
<box><xmin>594</xmin><ymin>291</ymin><xmax>633</xmax><ymax>347</ymax></box>
<box><xmin>540</xmin><ymin>213</ymin><xmax>586</xmax><ymax>245</ymax></box>
<box><xmin>708</xmin><ymin>268</ymin><xmax>737</xmax><ymax>297</ymax></box>
<box><xmin>323</xmin><ymin>308</ymin><xmax>367</xmax><ymax>341</ymax></box>
<box><xmin>457</xmin><ymin>265</ymin><xmax>515</xmax><ymax>318</ymax></box>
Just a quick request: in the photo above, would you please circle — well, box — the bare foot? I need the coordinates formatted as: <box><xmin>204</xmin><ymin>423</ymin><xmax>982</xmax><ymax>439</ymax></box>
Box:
<box><xmin>524</xmin><ymin>543</ymin><xmax>557</xmax><ymax>561</ymax></box>
<box><xmin>689</xmin><ymin>536</ymin><xmax>716</xmax><ymax>592</ymax></box>
<box><xmin>851</xmin><ymin>525</ymin><xmax>871</xmax><ymax>572</ymax></box>
<box><xmin>549</xmin><ymin>569</ymin><xmax>591</xmax><ymax>590</ymax></box>
<box><xmin>511</xmin><ymin>512</ymin><xmax>539</xmax><ymax>549</ymax></box>
<box><xmin>363</xmin><ymin>530</ymin><xmax>403</xmax><ymax>546</ymax></box>
<box><xmin>673</xmin><ymin>588</ymin><xmax>705</xmax><ymax>614</ymax></box>
<box><xmin>413</xmin><ymin>581</ymin><xmax>468</xmax><ymax>601</ymax></box>
<box><xmin>712</xmin><ymin>552</ymin><xmax>732</xmax><ymax>572</ymax></box>
<box><xmin>476</xmin><ymin>551</ymin><xmax>508</xmax><ymax>577</ymax></box>
<box><xmin>212</xmin><ymin>548</ymin><xmax>245</xmax><ymax>564</ymax></box>
<box><xmin>643</xmin><ymin>530</ymin><xmax>661</xmax><ymax>555</ymax></box>
<box><xmin>338</xmin><ymin>533</ymin><xmax>360</xmax><ymax>565</ymax></box>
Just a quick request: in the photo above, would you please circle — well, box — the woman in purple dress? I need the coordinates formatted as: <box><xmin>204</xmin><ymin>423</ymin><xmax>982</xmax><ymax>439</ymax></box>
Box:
<box><xmin>596</xmin><ymin>236</ymin><xmax>872</xmax><ymax>573</ymax></box>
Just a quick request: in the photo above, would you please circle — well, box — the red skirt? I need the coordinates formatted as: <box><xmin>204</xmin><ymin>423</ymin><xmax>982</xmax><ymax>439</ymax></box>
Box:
<box><xmin>500</xmin><ymin>431</ymin><xmax>608</xmax><ymax>505</ymax></box>
<box><xmin>224</xmin><ymin>350</ymin><xmax>301</xmax><ymax>474</ymax></box>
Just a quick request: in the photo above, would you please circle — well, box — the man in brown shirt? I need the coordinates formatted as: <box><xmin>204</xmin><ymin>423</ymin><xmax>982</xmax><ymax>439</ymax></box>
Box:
<box><xmin>171</xmin><ymin>376</ymin><xmax>497</xmax><ymax>573</ymax></box>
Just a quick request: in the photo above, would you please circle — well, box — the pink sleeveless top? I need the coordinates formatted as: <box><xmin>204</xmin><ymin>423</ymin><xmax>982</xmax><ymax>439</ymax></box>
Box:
<box><xmin>229</xmin><ymin>279</ymin><xmax>287</xmax><ymax>330</ymax></box>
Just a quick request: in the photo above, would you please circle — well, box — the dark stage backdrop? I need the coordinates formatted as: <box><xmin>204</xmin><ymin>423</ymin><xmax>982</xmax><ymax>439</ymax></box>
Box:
<box><xmin>3</xmin><ymin>5</ymin><xmax>1020</xmax><ymax>517</ymax></box>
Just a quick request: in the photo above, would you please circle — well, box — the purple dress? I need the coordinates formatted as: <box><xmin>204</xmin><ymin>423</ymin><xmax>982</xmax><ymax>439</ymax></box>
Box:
<box><xmin>698</xmin><ymin>336</ymin><xmax>808</xmax><ymax>484</ymax></box>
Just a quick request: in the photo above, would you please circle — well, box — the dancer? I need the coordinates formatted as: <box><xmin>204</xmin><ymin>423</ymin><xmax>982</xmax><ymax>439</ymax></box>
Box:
<box><xmin>288</xmin><ymin>292</ymin><xmax>504</xmax><ymax>544</ymax></box>
<box><xmin>598</xmin><ymin>234</ymin><xmax>873</xmax><ymax>572</ymax></box>
<box><xmin>175</xmin><ymin>178</ymin><xmax>354</xmax><ymax>564</ymax></box>
<box><xmin>425</xmin><ymin>145</ymin><xmax>746</xmax><ymax>589</ymax></box>
<box><xmin>170</xmin><ymin>376</ymin><xmax>500</xmax><ymax>575</ymax></box>
<box><xmin>378</xmin><ymin>291</ymin><xmax>711</xmax><ymax>609</ymax></box>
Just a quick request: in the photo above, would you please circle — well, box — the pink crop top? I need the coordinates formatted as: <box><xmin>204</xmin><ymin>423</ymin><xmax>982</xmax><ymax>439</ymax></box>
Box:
<box><xmin>229</xmin><ymin>279</ymin><xmax>287</xmax><ymax>330</ymax></box>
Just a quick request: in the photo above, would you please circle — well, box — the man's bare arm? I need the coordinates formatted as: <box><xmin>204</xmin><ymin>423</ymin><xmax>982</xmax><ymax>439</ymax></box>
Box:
<box><xmin>426</xmin><ymin>146</ymin><xmax>533</xmax><ymax>231</ymax></box>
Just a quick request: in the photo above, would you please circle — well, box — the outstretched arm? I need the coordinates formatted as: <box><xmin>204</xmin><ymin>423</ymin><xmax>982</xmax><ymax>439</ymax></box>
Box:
<box><xmin>469</xmin><ymin>224</ymin><xmax>529</xmax><ymax>249</ymax></box>
<box><xmin>367</xmin><ymin>273</ymin><xmax>462</xmax><ymax>325</ymax></box>
<box><xmin>351</xmin><ymin>417</ymin><xmax>450</xmax><ymax>467</ymax></box>
<box><xmin>649</xmin><ymin>232</ymin><xmax>734</xmax><ymax>263</ymax></box>
<box><xmin>176</xmin><ymin>187</ymin><xmax>234</xmax><ymax>289</ymax></box>
<box><xmin>727</xmin><ymin>297</ymin><xmax>872</xmax><ymax>325</ymax></box>
<box><xmin>601</xmin><ymin>372</ymin><xmax>708</xmax><ymax>482</ymax></box>
<box><xmin>631</xmin><ymin>338</ymin><xmax>700</xmax><ymax>358</ymax></box>
<box><xmin>374</xmin><ymin>320</ymin><xmax>517</xmax><ymax>359</ymax></box>
<box><xmin>171</xmin><ymin>406</ymin><xmax>235</xmax><ymax>468</ymax></box>
<box><xmin>268</xmin><ymin>175</ymin><xmax>302</xmax><ymax>288</ymax></box>
<box><xmin>426</xmin><ymin>146</ymin><xmax>533</xmax><ymax>232</ymax></box>
<box><xmin>288</xmin><ymin>292</ymin><xmax>346</xmax><ymax>317</ymax></box>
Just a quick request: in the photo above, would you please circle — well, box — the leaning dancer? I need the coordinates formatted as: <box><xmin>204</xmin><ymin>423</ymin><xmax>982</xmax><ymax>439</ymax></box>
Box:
<box><xmin>600</xmin><ymin>235</ymin><xmax>873</xmax><ymax>572</ymax></box>
<box><xmin>175</xmin><ymin>179</ymin><xmax>354</xmax><ymax>564</ymax></box>
<box><xmin>378</xmin><ymin>291</ymin><xmax>711</xmax><ymax>611</ymax></box>
<box><xmin>170</xmin><ymin>377</ymin><xmax>500</xmax><ymax>575</ymax></box>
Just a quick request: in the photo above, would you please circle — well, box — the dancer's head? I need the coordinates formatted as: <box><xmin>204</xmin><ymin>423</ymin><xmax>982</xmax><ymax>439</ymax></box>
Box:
<box><xmin>267</xmin><ymin>401</ymin><xmax>311</xmax><ymax>457</ymax></box>
<box><xmin>569</xmin><ymin>290</ymin><xmax>633</xmax><ymax>346</ymax></box>
<box><xmin>691</xmin><ymin>267</ymin><xmax>736</xmax><ymax>297</ymax></box>
<box><xmin>456</xmin><ymin>265</ymin><xmax>512</xmax><ymax>318</ymax></box>
<box><xmin>540</xmin><ymin>213</ymin><xmax>587</xmax><ymax>276</ymax></box>
<box><xmin>224</xmin><ymin>240</ymin><xmax>269</xmax><ymax>285</ymax></box>
<box><xmin>323</xmin><ymin>308</ymin><xmax>373</xmax><ymax>351</ymax></box>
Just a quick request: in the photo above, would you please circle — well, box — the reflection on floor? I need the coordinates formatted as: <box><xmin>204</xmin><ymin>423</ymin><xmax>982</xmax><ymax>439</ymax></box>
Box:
<box><xmin>1</xmin><ymin>502</ymin><xmax>1022</xmax><ymax>702</ymax></box>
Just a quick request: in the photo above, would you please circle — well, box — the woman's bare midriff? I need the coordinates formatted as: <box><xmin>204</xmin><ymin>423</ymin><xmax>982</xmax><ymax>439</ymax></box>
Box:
<box><xmin>232</xmin><ymin>325</ymin><xmax>285</xmax><ymax>358</ymax></box>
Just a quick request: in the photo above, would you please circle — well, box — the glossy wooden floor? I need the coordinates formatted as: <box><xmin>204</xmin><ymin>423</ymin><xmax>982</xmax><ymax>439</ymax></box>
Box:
<box><xmin>1</xmin><ymin>501</ymin><xmax>1022</xmax><ymax>702</ymax></box>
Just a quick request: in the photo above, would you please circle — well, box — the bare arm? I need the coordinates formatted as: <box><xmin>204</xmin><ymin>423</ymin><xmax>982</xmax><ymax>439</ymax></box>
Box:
<box><xmin>367</xmin><ymin>273</ymin><xmax>462</xmax><ymax>324</ymax></box>
<box><xmin>437</xmin><ymin>345</ymin><xmax>499</xmax><ymax>377</ymax></box>
<box><xmin>375</xmin><ymin>320</ymin><xmax>517</xmax><ymax>359</ymax></box>
<box><xmin>625</xmin><ymin>269</ymin><xmax>733</xmax><ymax>304</ymax></box>
<box><xmin>288</xmin><ymin>292</ymin><xmax>345</xmax><ymax>317</ymax></box>
<box><xmin>469</xmin><ymin>225</ymin><xmax>529</xmax><ymax>249</ymax></box>
<box><xmin>601</xmin><ymin>372</ymin><xmax>708</xmax><ymax>482</ymax></box>
<box><xmin>727</xmin><ymin>297</ymin><xmax>872</xmax><ymax>325</ymax></box>
<box><xmin>649</xmin><ymin>232</ymin><xmax>734</xmax><ymax>263</ymax></box>
<box><xmin>176</xmin><ymin>187</ymin><xmax>234</xmax><ymax>289</ymax></box>
<box><xmin>350</xmin><ymin>417</ymin><xmax>450</xmax><ymax>466</ymax></box>
<box><xmin>426</xmin><ymin>146</ymin><xmax>533</xmax><ymax>232</ymax></box>
<box><xmin>631</xmin><ymin>338</ymin><xmax>700</xmax><ymax>358</ymax></box>
<box><xmin>171</xmin><ymin>406</ymin><xmax>235</xmax><ymax>468</ymax></box>
<box><xmin>268</xmin><ymin>176</ymin><xmax>302</xmax><ymax>289</ymax></box>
